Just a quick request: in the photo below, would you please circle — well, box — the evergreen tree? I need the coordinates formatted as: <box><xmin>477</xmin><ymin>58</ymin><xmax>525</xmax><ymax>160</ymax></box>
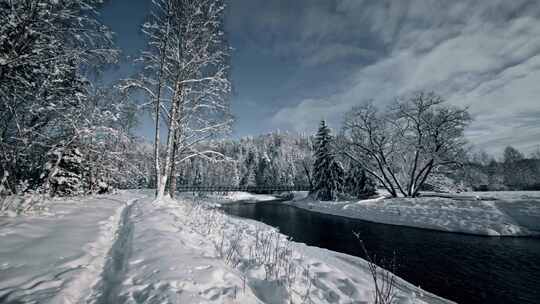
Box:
<box><xmin>230</xmin><ymin>163</ymin><xmax>240</xmax><ymax>187</ymax></box>
<box><xmin>45</xmin><ymin>146</ymin><xmax>84</xmax><ymax>196</ymax></box>
<box><xmin>255</xmin><ymin>152</ymin><xmax>272</xmax><ymax>187</ymax></box>
<box><xmin>312</xmin><ymin>121</ymin><xmax>344</xmax><ymax>200</ymax></box>
<box><xmin>344</xmin><ymin>166</ymin><xmax>376</xmax><ymax>199</ymax></box>
<box><xmin>240</xmin><ymin>149</ymin><xmax>257</xmax><ymax>187</ymax></box>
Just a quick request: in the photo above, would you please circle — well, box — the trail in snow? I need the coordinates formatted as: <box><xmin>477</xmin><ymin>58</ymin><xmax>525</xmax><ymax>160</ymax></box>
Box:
<box><xmin>89</xmin><ymin>199</ymin><xmax>136</xmax><ymax>304</ymax></box>
<box><xmin>0</xmin><ymin>193</ymin><xmax>142</xmax><ymax>304</ymax></box>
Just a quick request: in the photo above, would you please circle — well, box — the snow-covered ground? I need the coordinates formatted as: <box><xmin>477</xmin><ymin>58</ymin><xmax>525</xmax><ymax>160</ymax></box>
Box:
<box><xmin>203</xmin><ymin>191</ymin><xmax>278</xmax><ymax>205</ymax></box>
<box><xmin>289</xmin><ymin>191</ymin><xmax>540</xmax><ymax>236</ymax></box>
<box><xmin>0</xmin><ymin>191</ymin><xmax>452</xmax><ymax>304</ymax></box>
<box><xmin>0</xmin><ymin>191</ymin><xmax>143</xmax><ymax>303</ymax></box>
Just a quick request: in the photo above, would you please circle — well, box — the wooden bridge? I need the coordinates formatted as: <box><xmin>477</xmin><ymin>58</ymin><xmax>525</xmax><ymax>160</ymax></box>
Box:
<box><xmin>176</xmin><ymin>185</ymin><xmax>313</xmax><ymax>193</ymax></box>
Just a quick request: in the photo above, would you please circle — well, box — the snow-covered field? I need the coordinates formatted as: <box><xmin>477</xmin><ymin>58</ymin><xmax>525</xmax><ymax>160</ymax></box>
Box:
<box><xmin>0</xmin><ymin>191</ymin><xmax>452</xmax><ymax>304</ymax></box>
<box><xmin>289</xmin><ymin>191</ymin><xmax>540</xmax><ymax>236</ymax></box>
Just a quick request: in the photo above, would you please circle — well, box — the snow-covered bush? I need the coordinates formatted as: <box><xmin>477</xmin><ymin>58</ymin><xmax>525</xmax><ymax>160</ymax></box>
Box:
<box><xmin>421</xmin><ymin>173</ymin><xmax>467</xmax><ymax>193</ymax></box>
<box><xmin>178</xmin><ymin>199</ymin><xmax>319</xmax><ymax>303</ymax></box>
<box><xmin>0</xmin><ymin>192</ymin><xmax>47</xmax><ymax>216</ymax></box>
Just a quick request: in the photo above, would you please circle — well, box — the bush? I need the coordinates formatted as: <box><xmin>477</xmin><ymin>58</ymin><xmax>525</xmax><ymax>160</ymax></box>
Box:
<box><xmin>345</xmin><ymin>166</ymin><xmax>377</xmax><ymax>199</ymax></box>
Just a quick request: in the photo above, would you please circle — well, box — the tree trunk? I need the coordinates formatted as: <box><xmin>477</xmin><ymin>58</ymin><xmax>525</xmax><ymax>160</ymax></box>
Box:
<box><xmin>379</xmin><ymin>152</ymin><xmax>407</xmax><ymax>197</ymax></box>
<box><xmin>408</xmin><ymin>150</ymin><xmax>420</xmax><ymax>196</ymax></box>
<box><xmin>168</xmin><ymin>128</ymin><xmax>179</xmax><ymax>198</ymax></box>
<box><xmin>374</xmin><ymin>158</ymin><xmax>398</xmax><ymax>197</ymax></box>
<box><xmin>155</xmin><ymin>101</ymin><xmax>177</xmax><ymax>199</ymax></box>
<box><xmin>156</xmin><ymin>80</ymin><xmax>182</xmax><ymax>200</ymax></box>
<box><xmin>168</xmin><ymin>83</ymin><xmax>186</xmax><ymax>199</ymax></box>
<box><xmin>302</xmin><ymin>161</ymin><xmax>313</xmax><ymax>189</ymax></box>
<box><xmin>153</xmin><ymin>9</ymin><xmax>172</xmax><ymax>198</ymax></box>
<box><xmin>412</xmin><ymin>160</ymin><xmax>434</xmax><ymax>197</ymax></box>
<box><xmin>153</xmin><ymin>98</ymin><xmax>161</xmax><ymax>197</ymax></box>
<box><xmin>156</xmin><ymin>174</ymin><xmax>168</xmax><ymax>200</ymax></box>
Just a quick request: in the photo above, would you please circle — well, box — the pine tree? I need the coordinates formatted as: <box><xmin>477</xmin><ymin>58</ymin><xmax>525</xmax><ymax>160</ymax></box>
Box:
<box><xmin>255</xmin><ymin>152</ymin><xmax>271</xmax><ymax>187</ymax></box>
<box><xmin>45</xmin><ymin>146</ymin><xmax>84</xmax><ymax>196</ymax></box>
<box><xmin>312</xmin><ymin>121</ymin><xmax>344</xmax><ymax>200</ymax></box>
<box><xmin>240</xmin><ymin>149</ymin><xmax>257</xmax><ymax>187</ymax></box>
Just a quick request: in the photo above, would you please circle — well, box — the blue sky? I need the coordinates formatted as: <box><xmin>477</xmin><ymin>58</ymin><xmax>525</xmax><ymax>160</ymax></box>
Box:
<box><xmin>100</xmin><ymin>0</ymin><xmax>540</xmax><ymax>155</ymax></box>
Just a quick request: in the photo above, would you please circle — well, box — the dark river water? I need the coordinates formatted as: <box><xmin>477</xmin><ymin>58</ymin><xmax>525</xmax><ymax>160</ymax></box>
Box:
<box><xmin>221</xmin><ymin>201</ymin><xmax>540</xmax><ymax>304</ymax></box>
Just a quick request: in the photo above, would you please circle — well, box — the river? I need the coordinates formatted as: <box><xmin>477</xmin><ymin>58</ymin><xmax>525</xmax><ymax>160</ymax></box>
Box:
<box><xmin>221</xmin><ymin>200</ymin><xmax>540</xmax><ymax>304</ymax></box>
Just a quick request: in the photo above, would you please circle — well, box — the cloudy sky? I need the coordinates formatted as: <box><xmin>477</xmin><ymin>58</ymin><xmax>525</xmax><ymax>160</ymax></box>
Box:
<box><xmin>101</xmin><ymin>0</ymin><xmax>540</xmax><ymax>155</ymax></box>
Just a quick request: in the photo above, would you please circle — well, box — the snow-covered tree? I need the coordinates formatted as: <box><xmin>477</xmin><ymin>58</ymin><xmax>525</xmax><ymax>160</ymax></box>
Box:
<box><xmin>281</xmin><ymin>157</ymin><xmax>297</xmax><ymax>187</ymax></box>
<box><xmin>239</xmin><ymin>149</ymin><xmax>257</xmax><ymax>187</ymax></box>
<box><xmin>44</xmin><ymin>146</ymin><xmax>84</xmax><ymax>197</ymax></box>
<box><xmin>255</xmin><ymin>152</ymin><xmax>272</xmax><ymax>187</ymax></box>
<box><xmin>503</xmin><ymin>146</ymin><xmax>524</xmax><ymax>164</ymax></box>
<box><xmin>313</xmin><ymin>121</ymin><xmax>344</xmax><ymax>201</ymax></box>
<box><xmin>122</xmin><ymin>0</ymin><xmax>232</xmax><ymax>199</ymax></box>
<box><xmin>79</xmin><ymin>86</ymin><xmax>149</xmax><ymax>191</ymax></box>
<box><xmin>156</xmin><ymin>131</ymin><xmax>316</xmax><ymax>190</ymax></box>
<box><xmin>0</xmin><ymin>0</ymin><xmax>119</xmax><ymax>194</ymax></box>
<box><xmin>342</xmin><ymin>92</ymin><xmax>471</xmax><ymax>197</ymax></box>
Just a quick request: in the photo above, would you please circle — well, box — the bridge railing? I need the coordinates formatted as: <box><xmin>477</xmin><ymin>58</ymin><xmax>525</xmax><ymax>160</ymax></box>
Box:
<box><xmin>175</xmin><ymin>185</ymin><xmax>313</xmax><ymax>192</ymax></box>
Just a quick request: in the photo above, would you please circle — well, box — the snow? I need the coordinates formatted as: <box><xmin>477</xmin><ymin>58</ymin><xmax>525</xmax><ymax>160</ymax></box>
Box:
<box><xmin>0</xmin><ymin>191</ymin><xmax>143</xmax><ymax>303</ymax></box>
<box><xmin>0</xmin><ymin>190</ymin><xmax>453</xmax><ymax>304</ymax></box>
<box><xmin>288</xmin><ymin>191</ymin><xmax>540</xmax><ymax>236</ymax></box>
<box><xmin>199</xmin><ymin>191</ymin><xmax>279</xmax><ymax>205</ymax></box>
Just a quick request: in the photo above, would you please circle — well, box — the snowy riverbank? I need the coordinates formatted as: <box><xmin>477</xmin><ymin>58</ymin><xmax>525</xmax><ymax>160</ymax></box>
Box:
<box><xmin>0</xmin><ymin>191</ymin><xmax>453</xmax><ymax>304</ymax></box>
<box><xmin>288</xmin><ymin>192</ymin><xmax>540</xmax><ymax>237</ymax></box>
<box><xmin>204</xmin><ymin>191</ymin><xmax>278</xmax><ymax>205</ymax></box>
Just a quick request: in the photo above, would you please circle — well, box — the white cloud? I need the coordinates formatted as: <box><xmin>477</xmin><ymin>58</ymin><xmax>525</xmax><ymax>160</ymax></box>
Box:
<box><xmin>303</xmin><ymin>44</ymin><xmax>375</xmax><ymax>67</ymax></box>
<box><xmin>269</xmin><ymin>0</ymin><xmax>540</xmax><ymax>154</ymax></box>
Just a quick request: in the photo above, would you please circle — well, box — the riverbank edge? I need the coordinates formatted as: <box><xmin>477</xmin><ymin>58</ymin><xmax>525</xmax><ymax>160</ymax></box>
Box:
<box><xmin>283</xmin><ymin>195</ymin><xmax>540</xmax><ymax>238</ymax></box>
<box><xmin>212</xmin><ymin>197</ymin><xmax>456</xmax><ymax>304</ymax></box>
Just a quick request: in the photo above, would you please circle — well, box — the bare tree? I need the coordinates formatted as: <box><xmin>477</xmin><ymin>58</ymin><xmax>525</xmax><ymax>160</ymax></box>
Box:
<box><xmin>342</xmin><ymin>92</ymin><xmax>471</xmax><ymax>197</ymax></box>
<box><xmin>123</xmin><ymin>0</ymin><xmax>232</xmax><ymax>199</ymax></box>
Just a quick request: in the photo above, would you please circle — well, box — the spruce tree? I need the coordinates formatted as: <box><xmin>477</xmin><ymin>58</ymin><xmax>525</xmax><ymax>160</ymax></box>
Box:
<box><xmin>312</xmin><ymin>121</ymin><xmax>344</xmax><ymax>200</ymax></box>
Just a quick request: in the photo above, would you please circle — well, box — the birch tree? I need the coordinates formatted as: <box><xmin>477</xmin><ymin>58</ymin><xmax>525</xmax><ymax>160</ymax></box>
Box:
<box><xmin>342</xmin><ymin>92</ymin><xmax>471</xmax><ymax>197</ymax></box>
<box><xmin>123</xmin><ymin>0</ymin><xmax>232</xmax><ymax>199</ymax></box>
